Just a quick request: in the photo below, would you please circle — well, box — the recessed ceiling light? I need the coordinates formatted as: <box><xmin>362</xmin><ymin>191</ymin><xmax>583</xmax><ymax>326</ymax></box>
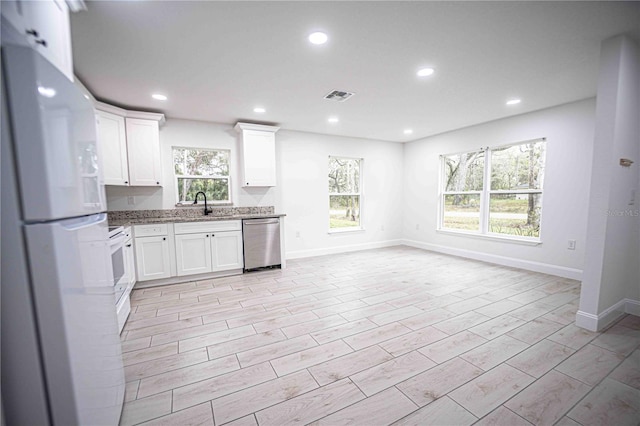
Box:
<box><xmin>506</xmin><ymin>99</ymin><xmax>521</xmax><ymax>105</ymax></box>
<box><xmin>404</xmin><ymin>129</ymin><xmax>413</xmax><ymax>135</ymax></box>
<box><xmin>253</xmin><ymin>107</ymin><xmax>266</xmax><ymax>113</ymax></box>
<box><xmin>328</xmin><ymin>117</ymin><xmax>339</xmax><ymax>123</ymax></box>
<box><xmin>151</xmin><ymin>94</ymin><xmax>167</xmax><ymax>101</ymax></box>
<box><xmin>309</xmin><ymin>32</ymin><xmax>328</xmax><ymax>45</ymax></box>
<box><xmin>417</xmin><ymin>68</ymin><xmax>435</xmax><ymax>77</ymax></box>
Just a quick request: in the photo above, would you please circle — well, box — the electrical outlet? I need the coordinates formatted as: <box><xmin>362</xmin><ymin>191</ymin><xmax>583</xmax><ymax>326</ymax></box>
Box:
<box><xmin>568</xmin><ymin>240</ymin><xmax>576</xmax><ymax>250</ymax></box>
<box><xmin>127</xmin><ymin>196</ymin><xmax>135</xmax><ymax>205</ymax></box>
<box><xmin>295</xmin><ymin>231</ymin><xmax>301</xmax><ymax>238</ymax></box>
<box><xmin>416</xmin><ymin>224</ymin><xmax>420</xmax><ymax>231</ymax></box>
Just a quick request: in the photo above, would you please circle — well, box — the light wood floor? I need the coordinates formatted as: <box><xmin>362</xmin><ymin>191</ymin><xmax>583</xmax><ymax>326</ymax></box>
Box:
<box><xmin>119</xmin><ymin>246</ymin><xmax>640</xmax><ymax>426</ymax></box>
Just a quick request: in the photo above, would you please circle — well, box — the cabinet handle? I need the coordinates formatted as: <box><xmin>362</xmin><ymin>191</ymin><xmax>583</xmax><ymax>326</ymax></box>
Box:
<box><xmin>211</xmin><ymin>234</ymin><xmax>215</xmax><ymax>237</ymax></box>
<box><xmin>25</xmin><ymin>29</ymin><xmax>39</xmax><ymax>37</ymax></box>
<box><xmin>124</xmin><ymin>181</ymin><xmax>128</xmax><ymax>184</ymax></box>
<box><xmin>126</xmin><ymin>244</ymin><xmax>132</xmax><ymax>247</ymax></box>
<box><xmin>246</xmin><ymin>182</ymin><xmax>250</xmax><ymax>185</ymax></box>
<box><xmin>156</xmin><ymin>181</ymin><xmax>160</xmax><ymax>185</ymax></box>
<box><xmin>206</xmin><ymin>234</ymin><xmax>209</xmax><ymax>237</ymax></box>
<box><xmin>162</xmin><ymin>237</ymin><xmax>166</xmax><ymax>241</ymax></box>
<box><xmin>35</xmin><ymin>39</ymin><xmax>47</xmax><ymax>47</ymax></box>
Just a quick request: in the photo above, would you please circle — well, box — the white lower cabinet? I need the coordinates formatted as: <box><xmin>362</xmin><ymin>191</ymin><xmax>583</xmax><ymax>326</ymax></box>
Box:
<box><xmin>134</xmin><ymin>225</ymin><xmax>172</xmax><ymax>282</ymax></box>
<box><xmin>174</xmin><ymin>221</ymin><xmax>243</xmax><ymax>277</ymax></box>
<box><xmin>175</xmin><ymin>233</ymin><xmax>212</xmax><ymax>276</ymax></box>
<box><xmin>212</xmin><ymin>230</ymin><xmax>244</xmax><ymax>271</ymax></box>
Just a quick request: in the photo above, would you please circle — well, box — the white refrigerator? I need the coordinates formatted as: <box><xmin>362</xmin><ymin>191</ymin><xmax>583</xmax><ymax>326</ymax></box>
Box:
<box><xmin>1</xmin><ymin>45</ymin><xmax>125</xmax><ymax>424</ymax></box>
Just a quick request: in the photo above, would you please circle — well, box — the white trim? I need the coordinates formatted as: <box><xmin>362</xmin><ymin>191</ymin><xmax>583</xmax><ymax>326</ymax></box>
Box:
<box><xmin>574</xmin><ymin>310</ymin><xmax>600</xmax><ymax>332</ymax></box>
<box><xmin>234</xmin><ymin>122</ymin><xmax>280</xmax><ymax>133</ymax></box>
<box><xmin>436</xmin><ymin>229</ymin><xmax>541</xmax><ymax>246</ymax></box>
<box><xmin>575</xmin><ymin>298</ymin><xmax>639</xmax><ymax>331</ymax></box>
<box><xmin>286</xmin><ymin>239</ymin><xmax>402</xmax><ymax>260</ymax></box>
<box><xmin>133</xmin><ymin>269</ymin><xmax>243</xmax><ymax>289</ymax></box>
<box><xmin>328</xmin><ymin>227</ymin><xmax>365</xmax><ymax>234</ymax></box>
<box><xmin>95</xmin><ymin>101</ymin><xmax>166</xmax><ymax>125</ymax></box>
<box><xmin>626</xmin><ymin>299</ymin><xmax>640</xmax><ymax>316</ymax></box>
<box><xmin>401</xmin><ymin>239</ymin><xmax>582</xmax><ymax>280</ymax></box>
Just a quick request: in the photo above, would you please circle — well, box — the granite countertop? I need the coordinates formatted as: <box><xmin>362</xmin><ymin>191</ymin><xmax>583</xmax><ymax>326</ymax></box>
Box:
<box><xmin>109</xmin><ymin>213</ymin><xmax>286</xmax><ymax>227</ymax></box>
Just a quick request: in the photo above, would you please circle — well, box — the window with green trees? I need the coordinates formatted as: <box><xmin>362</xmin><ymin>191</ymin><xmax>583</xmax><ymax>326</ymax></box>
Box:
<box><xmin>441</xmin><ymin>138</ymin><xmax>546</xmax><ymax>239</ymax></box>
<box><xmin>173</xmin><ymin>147</ymin><xmax>230</xmax><ymax>204</ymax></box>
<box><xmin>329</xmin><ymin>156</ymin><xmax>362</xmax><ymax>230</ymax></box>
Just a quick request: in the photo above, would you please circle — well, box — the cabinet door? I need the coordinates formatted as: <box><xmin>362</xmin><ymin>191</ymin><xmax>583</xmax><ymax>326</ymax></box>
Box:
<box><xmin>1</xmin><ymin>0</ymin><xmax>73</xmax><ymax>81</ymax></box>
<box><xmin>175</xmin><ymin>233</ymin><xmax>212</xmax><ymax>276</ymax></box>
<box><xmin>124</xmin><ymin>239</ymin><xmax>136</xmax><ymax>287</ymax></box>
<box><xmin>211</xmin><ymin>230</ymin><xmax>244</xmax><ymax>271</ymax></box>
<box><xmin>135</xmin><ymin>236</ymin><xmax>171</xmax><ymax>281</ymax></box>
<box><xmin>242</xmin><ymin>130</ymin><xmax>276</xmax><ymax>187</ymax></box>
<box><xmin>1</xmin><ymin>0</ymin><xmax>29</xmax><ymax>35</ymax></box>
<box><xmin>126</xmin><ymin>118</ymin><xmax>162</xmax><ymax>186</ymax></box>
<box><xmin>97</xmin><ymin>110</ymin><xmax>129</xmax><ymax>185</ymax></box>
<box><xmin>26</xmin><ymin>0</ymin><xmax>74</xmax><ymax>81</ymax></box>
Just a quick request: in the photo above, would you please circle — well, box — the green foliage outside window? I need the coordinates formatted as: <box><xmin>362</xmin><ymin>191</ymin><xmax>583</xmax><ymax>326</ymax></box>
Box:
<box><xmin>329</xmin><ymin>157</ymin><xmax>361</xmax><ymax>229</ymax></box>
<box><xmin>173</xmin><ymin>148</ymin><xmax>230</xmax><ymax>203</ymax></box>
<box><xmin>441</xmin><ymin>140</ymin><xmax>546</xmax><ymax>238</ymax></box>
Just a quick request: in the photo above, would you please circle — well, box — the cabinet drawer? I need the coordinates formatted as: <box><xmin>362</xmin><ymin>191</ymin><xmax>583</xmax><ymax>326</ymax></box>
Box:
<box><xmin>134</xmin><ymin>224</ymin><xmax>168</xmax><ymax>237</ymax></box>
<box><xmin>174</xmin><ymin>220</ymin><xmax>241</xmax><ymax>235</ymax></box>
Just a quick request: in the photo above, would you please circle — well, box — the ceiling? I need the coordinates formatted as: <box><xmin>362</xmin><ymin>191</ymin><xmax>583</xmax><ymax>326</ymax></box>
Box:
<box><xmin>70</xmin><ymin>1</ymin><xmax>640</xmax><ymax>143</ymax></box>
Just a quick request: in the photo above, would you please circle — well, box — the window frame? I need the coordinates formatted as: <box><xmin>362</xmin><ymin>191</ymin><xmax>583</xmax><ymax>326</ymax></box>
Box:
<box><xmin>328</xmin><ymin>155</ymin><xmax>364</xmax><ymax>233</ymax></box>
<box><xmin>438</xmin><ymin>138</ymin><xmax>546</xmax><ymax>243</ymax></box>
<box><xmin>172</xmin><ymin>146</ymin><xmax>232</xmax><ymax>206</ymax></box>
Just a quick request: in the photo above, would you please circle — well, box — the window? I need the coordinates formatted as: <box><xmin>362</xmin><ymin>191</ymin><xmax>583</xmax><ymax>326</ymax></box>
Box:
<box><xmin>329</xmin><ymin>156</ymin><xmax>362</xmax><ymax>230</ymax></box>
<box><xmin>173</xmin><ymin>147</ymin><xmax>230</xmax><ymax>204</ymax></box>
<box><xmin>440</xmin><ymin>138</ymin><xmax>546</xmax><ymax>240</ymax></box>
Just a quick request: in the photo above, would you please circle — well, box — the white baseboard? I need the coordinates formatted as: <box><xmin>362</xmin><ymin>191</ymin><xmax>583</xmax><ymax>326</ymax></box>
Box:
<box><xmin>286</xmin><ymin>239</ymin><xmax>403</xmax><ymax>260</ymax></box>
<box><xmin>401</xmin><ymin>239</ymin><xmax>583</xmax><ymax>280</ymax></box>
<box><xmin>625</xmin><ymin>298</ymin><xmax>640</xmax><ymax>316</ymax></box>
<box><xmin>576</xmin><ymin>298</ymin><xmax>640</xmax><ymax>331</ymax></box>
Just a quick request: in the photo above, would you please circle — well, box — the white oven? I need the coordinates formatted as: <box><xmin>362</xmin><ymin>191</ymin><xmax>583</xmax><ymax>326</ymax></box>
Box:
<box><xmin>108</xmin><ymin>226</ymin><xmax>127</xmax><ymax>305</ymax></box>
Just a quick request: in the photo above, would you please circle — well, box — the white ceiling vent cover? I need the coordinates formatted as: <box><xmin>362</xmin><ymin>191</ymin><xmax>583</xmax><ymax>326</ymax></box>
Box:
<box><xmin>324</xmin><ymin>90</ymin><xmax>355</xmax><ymax>102</ymax></box>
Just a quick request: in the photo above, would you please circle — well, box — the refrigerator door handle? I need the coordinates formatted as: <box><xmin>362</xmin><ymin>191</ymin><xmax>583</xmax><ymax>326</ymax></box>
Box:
<box><xmin>59</xmin><ymin>213</ymin><xmax>107</xmax><ymax>231</ymax></box>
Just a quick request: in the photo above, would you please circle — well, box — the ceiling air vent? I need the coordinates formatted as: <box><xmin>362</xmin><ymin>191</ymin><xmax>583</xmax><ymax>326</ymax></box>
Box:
<box><xmin>324</xmin><ymin>90</ymin><xmax>355</xmax><ymax>102</ymax></box>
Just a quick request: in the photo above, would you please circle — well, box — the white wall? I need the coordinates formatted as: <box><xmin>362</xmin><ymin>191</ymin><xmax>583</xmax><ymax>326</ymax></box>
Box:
<box><xmin>277</xmin><ymin>130</ymin><xmax>404</xmax><ymax>258</ymax></box>
<box><xmin>402</xmin><ymin>99</ymin><xmax>596</xmax><ymax>279</ymax></box>
<box><xmin>106</xmin><ymin>119</ymin><xmax>278</xmax><ymax>210</ymax></box>
<box><xmin>106</xmin><ymin>119</ymin><xmax>405</xmax><ymax>259</ymax></box>
<box><xmin>578</xmin><ymin>35</ymin><xmax>640</xmax><ymax>331</ymax></box>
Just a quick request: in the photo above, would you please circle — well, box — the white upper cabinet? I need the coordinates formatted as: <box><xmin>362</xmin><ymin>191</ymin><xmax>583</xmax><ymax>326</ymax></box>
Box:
<box><xmin>234</xmin><ymin>122</ymin><xmax>279</xmax><ymax>187</ymax></box>
<box><xmin>95</xmin><ymin>102</ymin><xmax>164</xmax><ymax>187</ymax></box>
<box><xmin>1</xmin><ymin>0</ymin><xmax>74</xmax><ymax>81</ymax></box>
<box><xmin>126</xmin><ymin>118</ymin><xmax>162</xmax><ymax>186</ymax></box>
<box><xmin>96</xmin><ymin>110</ymin><xmax>128</xmax><ymax>185</ymax></box>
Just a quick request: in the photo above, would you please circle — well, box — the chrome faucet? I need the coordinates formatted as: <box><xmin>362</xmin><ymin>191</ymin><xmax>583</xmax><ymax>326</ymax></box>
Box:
<box><xmin>193</xmin><ymin>191</ymin><xmax>212</xmax><ymax>215</ymax></box>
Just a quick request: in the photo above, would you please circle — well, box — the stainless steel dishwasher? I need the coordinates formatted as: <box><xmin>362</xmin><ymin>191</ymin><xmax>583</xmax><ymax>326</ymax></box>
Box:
<box><xmin>242</xmin><ymin>218</ymin><xmax>281</xmax><ymax>271</ymax></box>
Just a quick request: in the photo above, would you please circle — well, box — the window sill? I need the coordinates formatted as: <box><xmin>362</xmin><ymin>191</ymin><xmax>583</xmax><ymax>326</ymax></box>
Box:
<box><xmin>436</xmin><ymin>228</ymin><xmax>542</xmax><ymax>246</ymax></box>
<box><xmin>328</xmin><ymin>227</ymin><xmax>365</xmax><ymax>235</ymax></box>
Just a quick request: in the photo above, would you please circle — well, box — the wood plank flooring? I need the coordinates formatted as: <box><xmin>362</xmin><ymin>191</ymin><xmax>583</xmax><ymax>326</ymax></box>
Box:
<box><xmin>118</xmin><ymin>246</ymin><xmax>640</xmax><ymax>425</ymax></box>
